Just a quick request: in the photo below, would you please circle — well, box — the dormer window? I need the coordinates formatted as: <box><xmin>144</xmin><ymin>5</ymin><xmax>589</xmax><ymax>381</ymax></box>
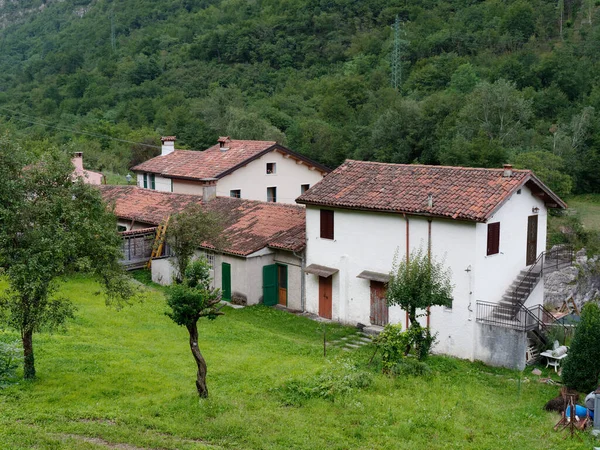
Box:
<box><xmin>266</xmin><ymin>163</ymin><xmax>276</xmax><ymax>174</ymax></box>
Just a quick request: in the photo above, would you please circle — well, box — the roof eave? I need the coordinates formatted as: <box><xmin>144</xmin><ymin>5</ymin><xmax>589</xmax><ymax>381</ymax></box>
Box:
<box><xmin>296</xmin><ymin>200</ymin><xmax>484</xmax><ymax>223</ymax></box>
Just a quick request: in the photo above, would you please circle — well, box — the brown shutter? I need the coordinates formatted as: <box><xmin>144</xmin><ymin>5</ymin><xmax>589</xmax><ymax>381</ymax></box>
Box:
<box><xmin>487</xmin><ymin>222</ymin><xmax>500</xmax><ymax>255</ymax></box>
<box><xmin>320</xmin><ymin>210</ymin><xmax>334</xmax><ymax>240</ymax></box>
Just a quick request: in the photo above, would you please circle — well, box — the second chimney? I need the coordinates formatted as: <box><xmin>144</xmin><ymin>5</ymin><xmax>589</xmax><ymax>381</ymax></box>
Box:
<box><xmin>503</xmin><ymin>164</ymin><xmax>513</xmax><ymax>178</ymax></box>
<box><xmin>161</xmin><ymin>136</ymin><xmax>176</xmax><ymax>156</ymax></box>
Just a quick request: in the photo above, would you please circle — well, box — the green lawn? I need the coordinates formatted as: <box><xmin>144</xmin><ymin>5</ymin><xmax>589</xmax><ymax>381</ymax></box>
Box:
<box><xmin>566</xmin><ymin>194</ymin><xmax>600</xmax><ymax>231</ymax></box>
<box><xmin>0</xmin><ymin>275</ymin><xmax>593</xmax><ymax>449</ymax></box>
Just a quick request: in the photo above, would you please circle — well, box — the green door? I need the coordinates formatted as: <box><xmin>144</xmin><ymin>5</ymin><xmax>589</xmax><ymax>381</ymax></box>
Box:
<box><xmin>222</xmin><ymin>262</ymin><xmax>231</xmax><ymax>301</ymax></box>
<box><xmin>263</xmin><ymin>264</ymin><xmax>278</xmax><ymax>306</ymax></box>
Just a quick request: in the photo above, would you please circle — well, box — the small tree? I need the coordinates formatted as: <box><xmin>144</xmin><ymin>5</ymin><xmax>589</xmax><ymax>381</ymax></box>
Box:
<box><xmin>562</xmin><ymin>302</ymin><xmax>600</xmax><ymax>393</ymax></box>
<box><xmin>166</xmin><ymin>205</ymin><xmax>224</xmax><ymax>281</ymax></box>
<box><xmin>0</xmin><ymin>144</ymin><xmax>135</xmax><ymax>379</ymax></box>
<box><xmin>165</xmin><ymin>258</ymin><xmax>223</xmax><ymax>398</ymax></box>
<box><xmin>387</xmin><ymin>247</ymin><xmax>454</xmax><ymax>326</ymax></box>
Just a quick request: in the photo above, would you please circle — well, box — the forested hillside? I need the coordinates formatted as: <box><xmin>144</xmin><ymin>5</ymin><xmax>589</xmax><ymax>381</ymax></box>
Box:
<box><xmin>0</xmin><ymin>0</ymin><xmax>599</xmax><ymax>195</ymax></box>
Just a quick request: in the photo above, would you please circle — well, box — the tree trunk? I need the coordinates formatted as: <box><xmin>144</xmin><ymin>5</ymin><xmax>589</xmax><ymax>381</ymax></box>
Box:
<box><xmin>22</xmin><ymin>329</ymin><xmax>35</xmax><ymax>379</ymax></box>
<box><xmin>186</xmin><ymin>322</ymin><xmax>208</xmax><ymax>398</ymax></box>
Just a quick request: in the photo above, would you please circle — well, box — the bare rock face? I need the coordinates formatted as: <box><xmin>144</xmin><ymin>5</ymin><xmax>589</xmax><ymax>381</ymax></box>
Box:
<box><xmin>544</xmin><ymin>248</ymin><xmax>600</xmax><ymax>310</ymax></box>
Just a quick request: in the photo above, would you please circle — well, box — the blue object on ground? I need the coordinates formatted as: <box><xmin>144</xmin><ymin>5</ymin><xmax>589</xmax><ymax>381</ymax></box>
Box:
<box><xmin>565</xmin><ymin>404</ymin><xmax>594</xmax><ymax>419</ymax></box>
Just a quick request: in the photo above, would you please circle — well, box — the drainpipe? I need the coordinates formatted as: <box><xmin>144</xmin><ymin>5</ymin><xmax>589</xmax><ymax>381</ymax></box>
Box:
<box><xmin>403</xmin><ymin>213</ymin><xmax>410</xmax><ymax>329</ymax></box>
<box><xmin>293</xmin><ymin>249</ymin><xmax>306</xmax><ymax>312</ymax></box>
<box><xmin>427</xmin><ymin>219</ymin><xmax>432</xmax><ymax>328</ymax></box>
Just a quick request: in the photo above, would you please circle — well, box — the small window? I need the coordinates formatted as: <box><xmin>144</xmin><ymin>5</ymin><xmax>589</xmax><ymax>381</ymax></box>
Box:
<box><xmin>117</xmin><ymin>225</ymin><xmax>127</xmax><ymax>232</ymax></box>
<box><xmin>320</xmin><ymin>210</ymin><xmax>334</xmax><ymax>240</ymax></box>
<box><xmin>267</xmin><ymin>187</ymin><xmax>277</xmax><ymax>202</ymax></box>
<box><xmin>150</xmin><ymin>174</ymin><xmax>156</xmax><ymax>190</ymax></box>
<box><xmin>487</xmin><ymin>222</ymin><xmax>500</xmax><ymax>256</ymax></box>
<box><xmin>301</xmin><ymin>184</ymin><xmax>310</xmax><ymax>194</ymax></box>
<box><xmin>143</xmin><ymin>173</ymin><xmax>148</xmax><ymax>189</ymax></box>
<box><xmin>230</xmin><ymin>189</ymin><xmax>241</xmax><ymax>198</ymax></box>
<box><xmin>266</xmin><ymin>163</ymin><xmax>276</xmax><ymax>174</ymax></box>
<box><xmin>201</xmin><ymin>251</ymin><xmax>215</xmax><ymax>270</ymax></box>
<box><xmin>170</xmin><ymin>179</ymin><xmax>174</xmax><ymax>192</ymax></box>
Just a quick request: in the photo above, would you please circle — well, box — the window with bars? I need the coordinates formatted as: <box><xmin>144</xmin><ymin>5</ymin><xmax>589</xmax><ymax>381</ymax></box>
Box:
<box><xmin>230</xmin><ymin>189</ymin><xmax>241</xmax><ymax>198</ymax></box>
<box><xmin>266</xmin><ymin>162</ymin><xmax>276</xmax><ymax>174</ymax></box>
<box><xmin>487</xmin><ymin>222</ymin><xmax>500</xmax><ymax>256</ymax></box>
<box><xmin>320</xmin><ymin>210</ymin><xmax>334</xmax><ymax>240</ymax></box>
<box><xmin>267</xmin><ymin>186</ymin><xmax>277</xmax><ymax>202</ymax></box>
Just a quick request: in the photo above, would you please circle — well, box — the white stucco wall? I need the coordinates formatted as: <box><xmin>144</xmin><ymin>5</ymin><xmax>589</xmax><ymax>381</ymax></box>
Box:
<box><xmin>274</xmin><ymin>250</ymin><xmax>303</xmax><ymax>310</ymax></box>
<box><xmin>304</xmin><ymin>206</ymin><xmax>479</xmax><ymax>360</ymax></box>
<box><xmin>216</xmin><ymin>150</ymin><xmax>324</xmax><ymax>204</ymax></box>
<box><xmin>172</xmin><ymin>179</ymin><xmax>203</xmax><ymax>195</ymax></box>
<box><xmin>473</xmin><ymin>184</ymin><xmax>547</xmax><ymax>305</ymax></box>
<box><xmin>136</xmin><ymin>173</ymin><xmax>171</xmax><ymax>192</ymax></box>
<box><xmin>303</xmin><ymin>184</ymin><xmax>550</xmax><ymax>363</ymax></box>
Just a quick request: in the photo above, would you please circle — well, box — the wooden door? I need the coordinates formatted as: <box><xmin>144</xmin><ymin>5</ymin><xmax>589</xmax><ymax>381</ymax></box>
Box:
<box><xmin>262</xmin><ymin>264</ymin><xmax>277</xmax><ymax>306</ymax></box>
<box><xmin>526</xmin><ymin>215</ymin><xmax>538</xmax><ymax>266</ymax></box>
<box><xmin>277</xmin><ymin>265</ymin><xmax>287</xmax><ymax>306</ymax></box>
<box><xmin>370</xmin><ymin>281</ymin><xmax>389</xmax><ymax>326</ymax></box>
<box><xmin>222</xmin><ymin>262</ymin><xmax>231</xmax><ymax>301</ymax></box>
<box><xmin>319</xmin><ymin>276</ymin><xmax>332</xmax><ymax>319</ymax></box>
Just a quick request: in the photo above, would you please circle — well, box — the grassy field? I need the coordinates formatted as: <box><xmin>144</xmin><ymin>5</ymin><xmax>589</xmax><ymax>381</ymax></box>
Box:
<box><xmin>0</xmin><ymin>275</ymin><xmax>594</xmax><ymax>449</ymax></box>
<box><xmin>565</xmin><ymin>194</ymin><xmax>600</xmax><ymax>231</ymax></box>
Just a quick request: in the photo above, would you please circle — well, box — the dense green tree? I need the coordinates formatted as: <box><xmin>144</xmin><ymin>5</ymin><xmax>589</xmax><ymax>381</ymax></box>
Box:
<box><xmin>513</xmin><ymin>151</ymin><xmax>572</xmax><ymax>198</ymax></box>
<box><xmin>0</xmin><ymin>140</ymin><xmax>135</xmax><ymax>379</ymax></box>
<box><xmin>386</xmin><ymin>247</ymin><xmax>453</xmax><ymax>326</ymax></box>
<box><xmin>562</xmin><ymin>302</ymin><xmax>600</xmax><ymax>393</ymax></box>
<box><xmin>166</xmin><ymin>205</ymin><xmax>224</xmax><ymax>281</ymax></box>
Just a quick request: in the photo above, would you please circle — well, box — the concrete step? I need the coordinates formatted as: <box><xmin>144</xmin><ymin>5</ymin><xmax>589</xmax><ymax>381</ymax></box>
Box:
<box><xmin>362</xmin><ymin>325</ymin><xmax>384</xmax><ymax>336</ymax></box>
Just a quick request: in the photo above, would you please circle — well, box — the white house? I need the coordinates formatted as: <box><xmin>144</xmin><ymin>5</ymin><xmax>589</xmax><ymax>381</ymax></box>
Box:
<box><xmin>296</xmin><ymin>160</ymin><xmax>568</xmax><ymax>370</ymax></box>
<box><xmin>131</xmin><ymin>136</ymin><xmax>329</xmax><ymax>204</ymax></box>
<box><xmin>100</xmin><ymin>185</ymin><xmax>306</xmax><ymax>310</ymax></box>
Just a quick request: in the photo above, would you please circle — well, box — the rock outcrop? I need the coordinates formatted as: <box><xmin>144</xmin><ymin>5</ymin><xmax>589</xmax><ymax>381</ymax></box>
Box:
<box><xmin>544</xmin><ymin>248</ymin><xmax>600</xmax><ymax>311</ymax></box>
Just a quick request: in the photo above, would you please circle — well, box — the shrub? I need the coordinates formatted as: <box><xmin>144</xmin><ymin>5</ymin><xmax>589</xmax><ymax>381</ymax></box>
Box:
<box><xmin>374</xmin><ymin>323</ymin><xmax>438</xmax><ymax>373</ymax></box>
<box><xmin>562</xmin><ymin>302</ymin><xmax>600</xmax><ymax>392</ymax></box>
<box><xmin>0</xmin><ymin>339</ymin><xmax>21</xmax><ymax>387</ymax></box>
<box><xmin>277</xmin><ymin>358</ymin><xmax>373</xmax><ymax>405</ymax></box>
<box><xmin>390</xmin><ymin>359</ymin><xmax>432</xmax><ymax>377</ymax></box>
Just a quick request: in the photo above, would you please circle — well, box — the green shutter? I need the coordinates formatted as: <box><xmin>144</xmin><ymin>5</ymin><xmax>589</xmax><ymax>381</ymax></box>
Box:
<box><xmin>150</xmin><ymin>174</ymin><xmax>156</xmax><ymax>190</ymax></box>
<box><xmin>263</xmin><ymin>264</ymin><xmax>278</xmax><ymax>306</ymax></box>
<box><xmin>221</xmin><ymin>262</ymin><xmax>231</xmax><ymax>301</ymax></box>
<box><xmin>143</xmin><ymin>173</ymin><xmax>147</xmax><ymax>188</ymax></box>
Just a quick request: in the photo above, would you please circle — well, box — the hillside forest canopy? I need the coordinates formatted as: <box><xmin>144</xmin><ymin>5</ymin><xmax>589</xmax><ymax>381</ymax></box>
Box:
<box><xmin>0</xmin><ymin>0</ymin><xmax>599</xmax><ymax>197</ymax></box>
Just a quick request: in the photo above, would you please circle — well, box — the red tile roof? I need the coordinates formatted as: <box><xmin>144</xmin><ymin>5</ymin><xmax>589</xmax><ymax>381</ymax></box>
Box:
<box><xmin>296</xmin><ymin>160</ymin><xmax>566</xmax><ymax>222</ymax></box>
<box><xmin>100</xmin><ymin>186</ymin><xmax>305</xmax><ymax>256</ymax></box>
<box><xmin>131</xmin><ymin>139</ymin><xmax>329</xmax><ymax>179</ymax></box>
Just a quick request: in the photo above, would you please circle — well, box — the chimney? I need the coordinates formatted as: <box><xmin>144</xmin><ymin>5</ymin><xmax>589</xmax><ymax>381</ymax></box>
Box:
<box><xmin>72</xmin><ymin>152</ymin><xmax>83</xmax><ymax>171</ymax></box>
<box><xmin>503</xmin><ymin>164</ymin><xmax>513</xmax><ymax>178</ymax></box>
<box><xmin>201</xmin><ymin>178</ymin><xmax>218</xmax><ymax>202</ymax></box>
<box><xmin>161</xmin><ymin>136</ymin><xmax>176</xmax><ymax>156</ymax></box>
<box><xmin>217</xmin><ymin>136</ymin><xmax>230</xmax><ymax>151</ymax></box>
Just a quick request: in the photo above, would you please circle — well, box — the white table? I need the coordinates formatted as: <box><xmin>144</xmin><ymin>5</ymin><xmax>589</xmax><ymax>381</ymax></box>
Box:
<box><xmin>540</xmin><ymin>351</ymin><xmax>568</xmax><ymax>372</ymax></box>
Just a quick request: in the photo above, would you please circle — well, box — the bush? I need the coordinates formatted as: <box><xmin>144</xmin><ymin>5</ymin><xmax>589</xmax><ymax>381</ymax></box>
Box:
<box><xmin>0</xmin><ymin>339</ymin><xmax>21</xmax><ymax>386</ymax></box>
<box><xmin>389</xmin><ymin>359</ymin><xmax>432</xmax><ymax>377</ymax></box>
<box><xmin>374</xmin><ymin>323</ymin><xmax>438</xmax><ymax>373</ymax></box>
<box><xmin>562</xmin><ymin>302</ymin><xmax>600</xmax><ymax>392</ymax></box>
<box><xmin>277</xmin><ymin>358</ymin><xmax>373</xmax><ymax>405</ymax></box>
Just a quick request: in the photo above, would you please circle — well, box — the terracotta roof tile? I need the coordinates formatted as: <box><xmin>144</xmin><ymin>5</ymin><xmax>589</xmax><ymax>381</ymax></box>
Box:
<box><xmin>131</xmin><ymin>139</ymin><xmax>277</xmax><ymax>179</ymax></box>
<box><xmin>100</xmin><ymin>186</ymin><xmax>305</xmax><ymax>256</ymax></box>
<box><xmin>296</xmin><ymin>160</ymin><xmax>565</xmax><ymax>222</ymax></box>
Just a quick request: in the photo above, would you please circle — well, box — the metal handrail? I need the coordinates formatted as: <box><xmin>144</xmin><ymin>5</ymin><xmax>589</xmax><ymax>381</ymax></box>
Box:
<box><xmin>511</xmin><ymin>245</ymin><xmax>574</xmax><ymax>307</ymax></box>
